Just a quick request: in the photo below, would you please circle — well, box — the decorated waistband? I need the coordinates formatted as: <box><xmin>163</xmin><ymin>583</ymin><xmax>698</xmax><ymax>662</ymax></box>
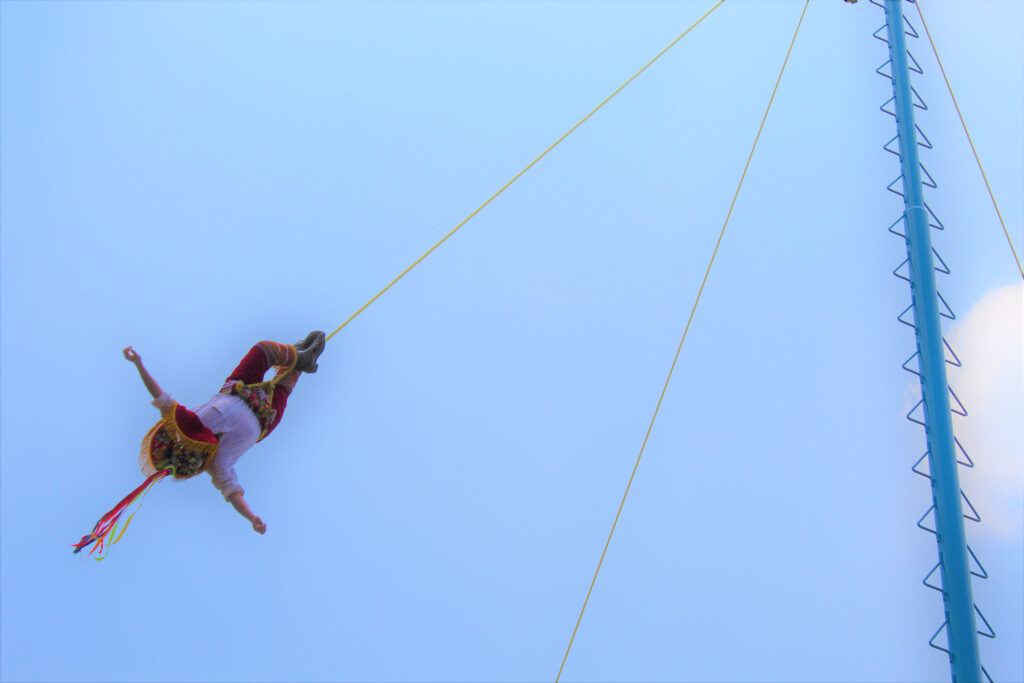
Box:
<box><xmin>219</xmin><ymin>381</ymin><xmax>277</xmax><ymax>441</ymax></box>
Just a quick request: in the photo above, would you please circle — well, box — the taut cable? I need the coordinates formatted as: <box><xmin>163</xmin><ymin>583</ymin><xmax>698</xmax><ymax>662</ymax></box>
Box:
<box><xmin>326</xmin><ymin>0</ymin><xmax>727</xmax><ymax>341</ymax></box>
<box><xmin>554</xmin><ymin>2</ymin><xmax>811</xmax><ymax>679</ymax></box>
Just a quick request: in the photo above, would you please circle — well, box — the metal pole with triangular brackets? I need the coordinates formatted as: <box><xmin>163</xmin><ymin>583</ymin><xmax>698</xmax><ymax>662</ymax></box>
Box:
<box><xmin>874</xmin><ymin>1</ymin><xmax>988</xmax><ymax>681</ymax></box>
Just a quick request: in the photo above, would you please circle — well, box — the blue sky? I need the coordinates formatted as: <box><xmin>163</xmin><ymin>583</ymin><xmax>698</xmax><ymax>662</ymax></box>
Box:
<box><xmin>1</xmin><ymin>1</ymin><xmax>1021</xmax><ymax>681</ymax></box>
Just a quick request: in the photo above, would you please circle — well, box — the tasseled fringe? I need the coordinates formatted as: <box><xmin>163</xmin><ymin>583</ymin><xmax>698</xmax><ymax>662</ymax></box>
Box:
<box><xmin>72</xmin><ymin>468</ymin><xmax>170</xmax><ymax>559</ymax></box>
<box><xmin>139</xmin><ymin>422</ymin><xmax>164</xmax><ymax>478</ymax></box>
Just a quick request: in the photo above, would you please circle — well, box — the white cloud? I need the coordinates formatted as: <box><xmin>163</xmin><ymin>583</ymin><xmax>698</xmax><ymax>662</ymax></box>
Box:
<box><xmin>947</xmin><ymin>282</ymin><xmax>1024</xmax><ymax>537</ymax></box>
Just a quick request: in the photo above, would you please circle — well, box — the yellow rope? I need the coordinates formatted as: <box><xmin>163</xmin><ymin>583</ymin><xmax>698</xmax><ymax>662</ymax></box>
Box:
<box><xmin>554</xmin><ymin>2</ymin><xmax>810</xmax><ymax>679</ymax></box>
<box><xmin>915</xmin><ymin>0</ymin><xmax>1024</xmax><ymax>281</ymax></box>
<box><xmin>325</xmin><ymin>0</ymin><xmax>727</xmax><ymax>342</ymax></box>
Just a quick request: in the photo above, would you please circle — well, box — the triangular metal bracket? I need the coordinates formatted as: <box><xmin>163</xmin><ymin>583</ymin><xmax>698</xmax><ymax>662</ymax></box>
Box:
<box><xmin>967</xmin><ymin>544</ymin><xmax>988</xmax><ymax>580</ymax></box>
<box><xmin>916</xmin><ymin>124</ymin><xmax>933</xmax><ymax>149</ymax></box>
<box><xmin>923</xmin><ymin>561</ymin><xmax>942</xmax><ymax>592</ymax></box>
<box><xmin>889</xmin><ymin>214</ymin><xmax>907</xmax><ymax>238</ymax></box>
<box><xmin>943</xmin><ymin>337</ymin><xmax>962</xmax><ymax>367</ymax></box>
<box><xmin>912</xmin><ymin>450</ymin><xmax>930</xmax><ymax>478</ymax></box>
<box><xmin>975</xmin><ymin>605</ymin><xmax>996</xmax><ymax>639</ymax></box>
<box><xmin>937</xmin><ymin>290</ymin><xmax>956</xmax><ymax>320</ymax></box>
<box><xmin>888</xmin><ymin>176</ymin><xmax>905</xmax><ymax>197</ymax></box>
<box><xmin>907</xmin><ymin>50</ymin><xmax>924</xmax><ymax>75</ymax></box>
<box><xmin>903</xmin><ymin>15</ymin><xmax>920</xmax><ymax>39</ymax></box>
<box><xmin>881</xmin><ymin>96</ymin><xmax>897</xmax><ymax>118</ymax></box>
<box><xmin>907</xmin><ymin>398</ymin><xmax>926</xmax><ymax>426</ymax></box>
<box><xmin>920</xmin><ymin>163</ymin><xmax>938</xmax><ymax>189</ymax></box>
<box><xmin>873</xmin><ymin>25</ymin><xmax>889</xmax><ymax>43</ymax></box>
<box><xmin>955</xmin><ymin>436</ymin><xmax>974</xmax><ymax>468</ymax></box>
<box><xmin>884</xmin><ymin>135</ymin><xmax>901</xmax><ymax>158</ymax></box>
<box><xmin>932</xmin><ymin>248</ymin><xmax>950</xmax><ymax>275</ymax></box>
<box><xmin>903</xmin><ymin>350</ymin><xmax>921</xmax><ymax>376</ymax></box>
<box><xmin>894</xmin><ymin>258</ymin><xmax>912</xmax><ymax>283</ymax></box>
<box><xmin>917</xmin><ymin>505</ymin><xmax>937</xmax><ymax>534</ymax></box>
<box><xmin>961</xmin><ymin>489</ymin><xmax>981</xmax><ymax>522</ymax></box>
<box><xmin>877</xmin><ymin>60</ymin><xmax>894</xmax><ymax>81</ymax></box>
<box><xmin>898</xmin><ymin>303</ymin><xmax>917</xmax><ymax>329</ymax></box>
<box><xmin>911</xmin><ymin>85</ymin><xmax>928</xmax><ymax>110</ymax></box>
<box><xmin>949</xmin><ymin>386</ymin><xmax>967</xmax><ymax>416</ymax></box>
<box><xmin>929</xmin><ymin>620</ymin><xmax>951</xmax><ymax>654</ymax></box>
<box><xmin>925</xmin><ymin>202</ymin><xmax>944</xmax><ymax>230</ymax></box>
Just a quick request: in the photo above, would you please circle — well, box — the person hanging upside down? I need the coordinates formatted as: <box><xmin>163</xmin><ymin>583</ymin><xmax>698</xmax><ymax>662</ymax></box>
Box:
<box><xmin>123</xmin><ymin>332</ymin><xmax>326</xmax><ymax>534</ymax></box>
<box><xmin>73</xmin><ymin>332</ymin><xmax>326</xmax><ymax>555</ymax></box>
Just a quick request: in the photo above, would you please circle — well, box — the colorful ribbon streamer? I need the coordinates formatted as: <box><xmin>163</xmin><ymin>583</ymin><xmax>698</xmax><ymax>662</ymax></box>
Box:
<box><xmin>72</xmin><ymin>468</ymin><xmax>170</xmax><ymax>558</ymax></box>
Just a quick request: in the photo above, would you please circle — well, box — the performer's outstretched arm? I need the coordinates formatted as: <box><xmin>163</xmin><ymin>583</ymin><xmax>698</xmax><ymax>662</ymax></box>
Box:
<box><xmin>227</xmin><ymin>490</ymin><xmax>266</xmax><ymax>534</ymax></box>
<box><xmin>123</xmin><ymin>346</ymin><xmax>165</xmax><ymax>400</ymax></box>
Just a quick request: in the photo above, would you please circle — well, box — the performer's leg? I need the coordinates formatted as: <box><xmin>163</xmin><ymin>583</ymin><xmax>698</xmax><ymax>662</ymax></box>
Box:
<box><xmin>259</xmin><ymin>341</ymin><xmax>298</xmax><ymax>370</ymax></box>
<box><xmin>266</xmin><ymin>332</ymin><xmax>322</xmax><ymax>433</ymax></box>
<box><xmin>223</xmin><ymin>337</ymin><xmax>317</xmax><ymax>439</ymax></box>
<box><xmin>226</xmin><ymin>342</ymin><xmax>297</xmax><ymax>385</ymax></box>
<box><xmin>269</xmin><ymin>367</ymin><xmax>300</xmax><ymax>421</ymax></box>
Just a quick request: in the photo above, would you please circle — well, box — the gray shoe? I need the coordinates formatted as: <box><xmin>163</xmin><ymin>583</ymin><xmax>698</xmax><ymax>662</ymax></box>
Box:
<box><xmin>295</xmin><ymin>331</ymin><xmax>326</xmax><ymax>373</ymax></box>
<box><xmin>295</xmin><ymin>330</ymin><xmax>322</xmax><ymax>351</ymax></box>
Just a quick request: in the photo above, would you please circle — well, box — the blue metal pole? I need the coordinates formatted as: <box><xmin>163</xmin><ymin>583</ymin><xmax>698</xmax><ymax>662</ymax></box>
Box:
<box><xmin>882</xmin><ymin>2</ymin><xmax>982</xmax><ymax>681</ymax></box>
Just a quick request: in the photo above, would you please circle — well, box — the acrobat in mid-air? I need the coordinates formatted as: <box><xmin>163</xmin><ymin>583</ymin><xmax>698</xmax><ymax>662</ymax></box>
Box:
<box><xmin>73</xmin><ymin>332</ymin><xmax>326</xmax><ymax>555</ymax></box>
